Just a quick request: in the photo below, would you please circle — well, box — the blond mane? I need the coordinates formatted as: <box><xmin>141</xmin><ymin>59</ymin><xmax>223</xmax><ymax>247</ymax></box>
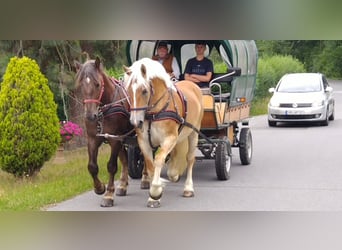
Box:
<box><xmin>124</xmin><ymin>58</ymin><xmax>175</xmax><ymax>90</ymax></box>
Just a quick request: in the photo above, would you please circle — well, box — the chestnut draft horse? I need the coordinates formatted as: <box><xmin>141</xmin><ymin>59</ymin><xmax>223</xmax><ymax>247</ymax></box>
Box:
<box><xmin>74</xmin><ymin>57</ymin><xmax>132</xmax><ymax>207</ymax></box>
<box><xmin>123</xmin><ymin>58</ymin><xmax>204</xmax><ymax>208</ymax></box>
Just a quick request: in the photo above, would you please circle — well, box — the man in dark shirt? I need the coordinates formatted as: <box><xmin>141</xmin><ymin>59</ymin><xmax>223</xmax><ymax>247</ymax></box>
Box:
<box><xmin>184</xmin><ymin>43</ymin><xmax>214</xmax><ymax>88</ymax></box>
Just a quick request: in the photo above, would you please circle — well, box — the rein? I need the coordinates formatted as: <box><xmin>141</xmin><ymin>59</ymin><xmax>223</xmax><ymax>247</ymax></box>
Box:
<box><xmin>97</xmin><ymin>127</ymin><xmax>135</xmax><ymax>142</ymax></box>
<box><xmin>83</xmin><ymin>80</ymin><xmax>105</xmax><ymax>104</ymax></box>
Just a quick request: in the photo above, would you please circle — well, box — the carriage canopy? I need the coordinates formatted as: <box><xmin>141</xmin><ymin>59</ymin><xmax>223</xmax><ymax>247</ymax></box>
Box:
<box><xmin>126</xmin><ymin>40</ymin><xmax>258</xmax><ymax>106</ymax></box>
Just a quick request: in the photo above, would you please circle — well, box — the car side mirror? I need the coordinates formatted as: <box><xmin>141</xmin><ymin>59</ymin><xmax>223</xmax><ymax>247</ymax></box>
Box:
<box><xmin>325</xmin><ymin>86</ymin><xmax>333</xmax><ymax>92</ymax></box>
<box><xmin>268</xmin><ymin>87</ymin><xmax>275</xmax><ymax>93</ymax></box>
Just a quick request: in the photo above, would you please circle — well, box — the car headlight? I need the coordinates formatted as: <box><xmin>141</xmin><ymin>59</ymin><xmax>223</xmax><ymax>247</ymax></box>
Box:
<box><xmin>312</xmin><ymin>100</ymin><xmax>324</xmax><ymax>107</ymax></box>
<box><xmin>269</xmin><ymin>99</ymin><xmax>280</xmax><ymax>107</ymax></box>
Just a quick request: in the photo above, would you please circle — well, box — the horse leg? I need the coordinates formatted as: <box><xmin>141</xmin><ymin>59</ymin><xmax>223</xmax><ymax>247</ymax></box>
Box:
<box><xmin>144</xmin><ymin>156</ymin><xmax>159</xmax><ymax>207</ymax></box>
<box><xmin>183</xmin><ymin>132</ymin><xmax>198</xmax><ymax>198</ymax></box>
<box><xmin>140</xmin><ymin>162</ymin><xmax>151</xmax><ymax>189</ymax></box>
<box><xmin>116</xmin><ymin>144</ymin><xmax>129</xmax><ymax>196</ymax></box>
<box><xmin>167</xmin><ymin>140</ymin><xmax>189</xmax><ymax>182</ymax></box>
<box><xmin>100</xmin><ymin>142</ymin><xmax>120</xmax><ymax>207</ymax></box>
<box><xmin>87</xmin><ymin>140</ymin><xmax>106</xmax><ymax>195</ymax></box>
<box><xmin>148</xmin><ymin>137</ymin><xmax>177</xmax><ymax>208</ymax></box>
<box><xmin>136</xmin><ymin>137</ymin><xmax>154</xmax><ymax>189</ymax></box>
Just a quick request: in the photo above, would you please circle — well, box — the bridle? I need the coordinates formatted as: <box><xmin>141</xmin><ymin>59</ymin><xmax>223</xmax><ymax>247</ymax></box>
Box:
<box><xmin>83</xmin><ymin>77</ymin><xmax>105</xmax><ymax>105</ymax></box>
<box><xmin>129</xmin><ymin>83</ymin><xmax>171</xmax><ymax>113</ymax></box>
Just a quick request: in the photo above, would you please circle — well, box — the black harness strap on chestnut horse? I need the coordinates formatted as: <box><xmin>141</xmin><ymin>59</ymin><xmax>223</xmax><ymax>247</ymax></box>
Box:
<box><xmin>100</xmin><ymin>103</ymin><xmax>130</xmax><ymax>119</ymax></box>
<box><xmin>97</xmin><ymin>78</ymin><xmax>131</xmax><ymax>136</ymax></box>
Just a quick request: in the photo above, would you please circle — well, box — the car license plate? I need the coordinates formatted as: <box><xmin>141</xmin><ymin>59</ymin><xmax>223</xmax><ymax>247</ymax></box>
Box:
<box><xmin>285</xmin><ymin>110</ymin><xmax>305</xmax><ymax>115</ymax></box>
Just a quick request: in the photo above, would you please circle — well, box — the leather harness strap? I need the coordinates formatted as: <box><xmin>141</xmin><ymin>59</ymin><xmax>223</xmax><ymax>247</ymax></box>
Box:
<box><xmin>98</xmin><ymin>78</ymin><xmax>130</xmax><ymax>119</ymax></box>
<box><xmin>97</xmin><ymin>78</ymin><xmax>131</xmax><ymax>136</ymax></box>
<box><xmin>145</xmin><ymin>85</ymin><xmax>188</xmax><ymax>150</ymax></box>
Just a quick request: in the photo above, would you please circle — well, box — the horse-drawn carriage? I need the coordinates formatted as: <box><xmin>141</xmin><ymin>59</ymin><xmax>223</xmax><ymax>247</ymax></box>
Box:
<box><xmin>75</xmin><ymin>40</ymin><xmax>257</xmax><ymax>207</ymax></box>
<box><xmin>126</xmin><ymin>40</ymin><xmax>258</xmax><ymax>181</ymax></box>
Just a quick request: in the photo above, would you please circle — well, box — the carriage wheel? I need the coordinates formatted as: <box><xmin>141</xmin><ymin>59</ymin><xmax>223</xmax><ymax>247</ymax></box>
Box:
<box><xmin>215</xmin><ymin>136</ymin><xmax>231</xmax><ymax>181</ymax></box>
<box><xmin>127</xmin><ymin>145</ymin><xmax>144</xmax><ymax>179</ymax></box>
<box><xmin>239</xmin><ymin>127</ymin><xmax>253</xmax><ymax>165</ymax></box>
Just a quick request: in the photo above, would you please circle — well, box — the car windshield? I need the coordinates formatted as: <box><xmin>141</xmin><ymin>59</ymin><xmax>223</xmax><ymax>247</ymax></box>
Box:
<box><xmin>277</xmin><ymin>74</ymin><xmax>322</xmax><ymax>93</ymax></box>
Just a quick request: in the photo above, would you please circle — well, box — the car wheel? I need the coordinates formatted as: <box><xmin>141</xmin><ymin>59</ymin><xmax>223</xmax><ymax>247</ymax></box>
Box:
<box><xmin>321</xmin><ymin>107</ymin><xmax>329</xmax><ymax>126</ymax></box>
<box><xmin>329</xmin><ymin>107</ymin><xmax>335</xmax><ymax>121</ymax></box>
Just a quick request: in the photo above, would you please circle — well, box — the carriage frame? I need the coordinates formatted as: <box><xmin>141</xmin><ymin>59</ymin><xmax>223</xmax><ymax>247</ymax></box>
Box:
<box><xmin>125</xmin><ymin>40</ymin><xmax>258</xmax><ymax>180</ymax></box>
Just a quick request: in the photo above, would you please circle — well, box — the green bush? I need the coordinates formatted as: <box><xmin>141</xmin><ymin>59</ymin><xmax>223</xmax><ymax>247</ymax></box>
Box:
<box><xmin>0</xmin><ymin>56</ymin><xmax>60</xmax><ymax>177</ymax></box>
<box><xmin>312</xmin><ymin>43</ymin><xmax>342</xmax><ymax>78</ymax></box>
<box><xmin>255</xmin><ymin>55</ymin><xmax>306</xmax><ymax>99</ymax></box>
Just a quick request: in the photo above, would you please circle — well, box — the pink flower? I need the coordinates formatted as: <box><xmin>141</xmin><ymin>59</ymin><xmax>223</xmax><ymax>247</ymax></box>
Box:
<box><xmin>60</xmin><ymin>121</ymin><xmax>83</xmax><ymax>140</ymax></box>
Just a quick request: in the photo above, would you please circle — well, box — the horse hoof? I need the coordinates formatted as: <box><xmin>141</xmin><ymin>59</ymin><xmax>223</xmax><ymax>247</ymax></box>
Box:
<box><xmin>116</xmin><ymin>188</ymin><xmax>127</xmax><ymax>196</ymax></box>
<box><xmin>183</xmin><ymin>190</ymin><xmax>194</xmax><ymax>198</ymax></box>
<box><xmin>147</xmin><ymin>199</ymin><xmax>161</xmax><ymax>208</ymax></box>
<box><xmin>100</xmin><ymin>197</ymin><xmax>114</xmax><ymax>207</ymax></box>
<box><xmin>149</xmin><ymin>189</ymin><xmax>163</xmax><ymax>201</ymax></box>
<box><xmin>94</xmin><ymin>184</ymin><xmax>106</xmax><ymax>195</ymax></box>
<box><xmin>140</xmin><ymin>181</ymin><xmax>150</xmax><ymax>189</ymax></box>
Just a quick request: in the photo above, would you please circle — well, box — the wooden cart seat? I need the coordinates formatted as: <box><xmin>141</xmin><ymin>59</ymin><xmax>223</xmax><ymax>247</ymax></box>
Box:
<box><xmin>201</xmin><ymin>94</ymin><xmax>227</xmax><ymax>129</ymax></box>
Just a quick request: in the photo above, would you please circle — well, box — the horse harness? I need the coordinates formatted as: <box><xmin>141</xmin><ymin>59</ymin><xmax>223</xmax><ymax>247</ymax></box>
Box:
<box><xmin>144</xmin><ymin>85</ymin><xmax>191</xmax><ymax>150</ymax></box>
<box><xmin>94</xmin><ymin>78</ymin><xmax>134</xmax><ymax>139</ymax></box>
<box><xmin>143</xmin><ymin>84</ymin><xmax>213</xmax><ymax>149</ymax></box>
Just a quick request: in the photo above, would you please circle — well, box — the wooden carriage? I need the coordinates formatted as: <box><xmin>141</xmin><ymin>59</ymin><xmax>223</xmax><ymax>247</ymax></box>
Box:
<box><xmin>126</xmin><ymin>40</ymin><xmax>258</xmax><ymax>180</ymax></box>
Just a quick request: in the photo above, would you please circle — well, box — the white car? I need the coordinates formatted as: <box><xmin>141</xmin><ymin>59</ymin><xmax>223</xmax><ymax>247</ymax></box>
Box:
<box><xmin>268</xmin><ymin>73</ymin><xmax>335</xmax><ymax>126</ymax></box>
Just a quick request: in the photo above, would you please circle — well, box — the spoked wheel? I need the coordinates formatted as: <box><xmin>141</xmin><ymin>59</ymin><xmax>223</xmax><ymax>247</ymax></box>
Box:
<box><xmin>215</xmin><ymin>136</ymin><xmax>231</xmax><ymax>181</ymax></box>
<box><xmin>239</xmin><ymin>127</ymin><xmax>253</xmax><ymax>165</ymax></box>
<box><xmin>127</xmin><ymin>145</ymin><xmax>144</xmax><ymax>179</ymax></box>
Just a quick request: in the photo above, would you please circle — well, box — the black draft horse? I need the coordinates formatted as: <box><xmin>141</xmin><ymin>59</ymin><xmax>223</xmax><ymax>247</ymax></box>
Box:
<box><xmin>74</xmin><ymin>57</ymin><xmax>132</xmax><ymax>207</ymax></box>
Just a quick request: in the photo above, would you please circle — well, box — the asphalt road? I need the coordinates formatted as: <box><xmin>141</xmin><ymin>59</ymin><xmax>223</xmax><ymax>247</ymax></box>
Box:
<box><xmin>47</xmin><ymin>80</ymin><xmax>342</xmax><ymax>211</ymax></box>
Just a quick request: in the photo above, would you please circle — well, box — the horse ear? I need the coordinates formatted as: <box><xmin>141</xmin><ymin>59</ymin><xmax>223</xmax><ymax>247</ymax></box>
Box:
<box><xmin>140</xmin><ymin>64</ymin><xmax>147</xmax><ymax>78</ymax></box>
<box><xmin>74</xmin><ymin>60</ymin><xmax>82</xmax><ymax>72</ymax></box>
<box><xmin>123</xmin><ymin>65</ymin><xmax>132</xmax><ymax>75</ymax></box>
<box><xmin>95</xmin><ymin>56</ymin><xmax>101</xmax><ymax>70</ymax></box>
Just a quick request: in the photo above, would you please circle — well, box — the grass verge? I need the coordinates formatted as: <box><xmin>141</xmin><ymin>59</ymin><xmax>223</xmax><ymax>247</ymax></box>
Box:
<box><xmin>251</xmin><ymin>97</ymin><xmax>270</xmax><ymax>116</ymax></box>
<box><xmin>0</xmin><ymin>144</ymin><xmax>115</xmax><ymax>211</ymax></box>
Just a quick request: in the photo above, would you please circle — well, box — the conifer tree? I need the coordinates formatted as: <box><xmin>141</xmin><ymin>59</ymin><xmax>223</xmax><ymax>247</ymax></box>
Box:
<box><xmin>0</xmin><ymin>56</ymin><xmax>60</xmax><ymax>177</ymax></box>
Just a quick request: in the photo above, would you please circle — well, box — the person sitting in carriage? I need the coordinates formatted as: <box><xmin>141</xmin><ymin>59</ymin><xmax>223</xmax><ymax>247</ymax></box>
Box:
<box><xmin>152</xmin><ymin>41</ymin><xmax>180</xmax><ymax>81</ymax></box>
<box><xmin>184</xmin><ymin>42</ymin><xmax>214</xmax><ymax>88</ymax></box>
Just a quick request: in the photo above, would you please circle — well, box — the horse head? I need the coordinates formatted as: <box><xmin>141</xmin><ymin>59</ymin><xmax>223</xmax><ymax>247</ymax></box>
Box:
<box><xmin>75</xmin><ymin>56</ymin><xmax>105</xmax><ymax>122</ymax></box>
<box><xmin>123</xmin><ymin>58</ymin><xmax>174</xmax><ymax>129</ymax></box>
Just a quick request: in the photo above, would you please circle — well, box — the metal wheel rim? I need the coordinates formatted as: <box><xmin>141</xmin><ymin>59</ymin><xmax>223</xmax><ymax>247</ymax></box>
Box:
<box><xmin>246</xmin><ymin>134</ymin><xmax>252</xmax><ymax>159</ymax></box>
<box><xmin>225</xmin><ymin>149</ymin><xmax>231</xmax><ymax>173</ymax></box>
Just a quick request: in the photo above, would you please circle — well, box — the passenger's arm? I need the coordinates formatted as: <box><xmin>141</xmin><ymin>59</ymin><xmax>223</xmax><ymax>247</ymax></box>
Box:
<box><xmin>191</xmin><ymin>72</ymin><xmax>213</xmax><ymax>83</ymax></box>
<box><xmin>184</xmin><ymin>73</ymin><xmax>200</xmax><ymax>82</ymax></box>
<box><xmin>172</xmin><ymin>58</ymin><xmax>180</xmax><ymax>79</ymax></box>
